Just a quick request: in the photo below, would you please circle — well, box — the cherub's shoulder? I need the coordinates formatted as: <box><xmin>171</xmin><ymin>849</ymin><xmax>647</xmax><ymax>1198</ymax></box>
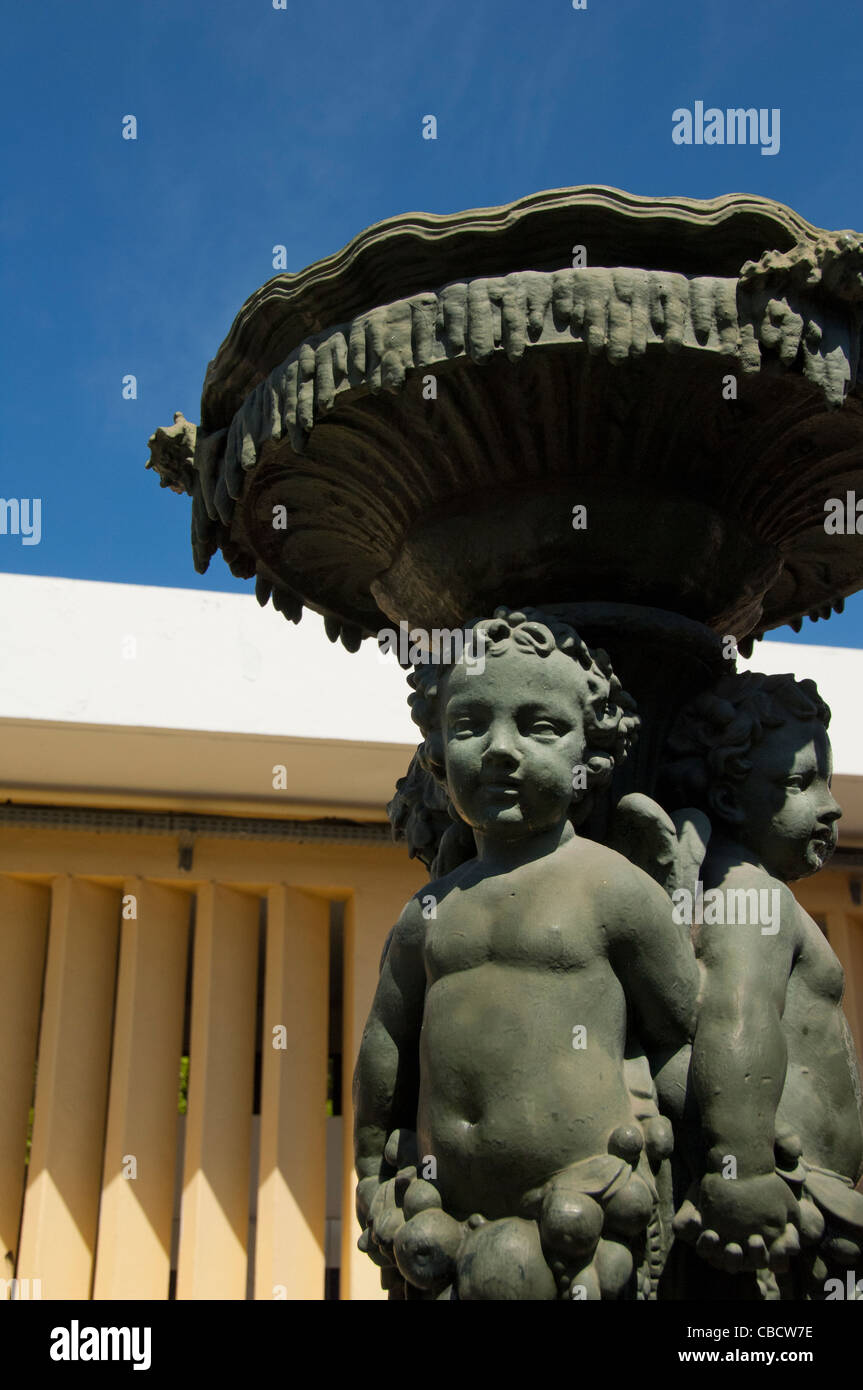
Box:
<box><xmin>390</xmin><ymin>892</ymin><xmax>426</xmax><ymax>942</ymax></box>
<box><xmin>712</xmin><ymin>856</ymin><xmax>776</xmax><ymax>887</ymax></box>
<box><xmin>790</xmin><ymin>894</ymin><xmax>832</xmax><ymax>954</ymax></box>
<box><xmin>562</xmin><ymin>836</ymin><xmax>662</xmax><ymax>906</ymax></box>
<box><xmin>710</xmin><ymin>858</ymin><xmax>797</xmax><ymax>910</ymax></box>
<box><xmin>420</xmin><ymin>855</ymin><xmax>477</xmax><ymax>901</ymax></box>
<box><xmin>392</xmin><ymin>860</ymin><xmax>474</xmax><ymax>941</ymax></box>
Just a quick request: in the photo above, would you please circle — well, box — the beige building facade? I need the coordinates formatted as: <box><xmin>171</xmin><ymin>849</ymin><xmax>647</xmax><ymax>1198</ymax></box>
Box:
<box><xmin>0</xmin><ymin>575</ymin><xmax>861</xmax><ymax>1299</ymax></box>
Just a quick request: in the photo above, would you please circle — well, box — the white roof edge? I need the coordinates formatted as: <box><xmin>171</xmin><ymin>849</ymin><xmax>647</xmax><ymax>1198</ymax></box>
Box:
<box><xmin>0</xmin><ymin>572</ymin><xmax>861</xmax><ymax>773</ymax></box>
<box><xmin>0</xmin><ymin>572</ymin><xmax>419</xmax><ymax>744</ymax></box>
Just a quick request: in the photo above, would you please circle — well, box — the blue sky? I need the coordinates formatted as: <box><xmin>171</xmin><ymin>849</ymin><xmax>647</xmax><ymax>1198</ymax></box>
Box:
<box><xmin>2</xmin><ymin>0</ymin><xmax>863</xmax><ymax>648</ymax></box>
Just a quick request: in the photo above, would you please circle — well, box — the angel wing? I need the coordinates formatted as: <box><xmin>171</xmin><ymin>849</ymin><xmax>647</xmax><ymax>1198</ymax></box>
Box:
<box><xmin>608</xmin><ymin>792</ymin><xmax>710</xmax><ymax>899</ymax></box>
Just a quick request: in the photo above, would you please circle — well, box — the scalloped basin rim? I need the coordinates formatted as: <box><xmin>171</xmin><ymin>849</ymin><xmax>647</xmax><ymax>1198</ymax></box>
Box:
<box><xmin>146</xmin><ymin>185</ymin><xmax>863</xmax><ymax>653</ymax></box>
<box><xmin>200</xmin><ymin>185</ymin><xmax>828</xmax><ymax>431</ymax></box>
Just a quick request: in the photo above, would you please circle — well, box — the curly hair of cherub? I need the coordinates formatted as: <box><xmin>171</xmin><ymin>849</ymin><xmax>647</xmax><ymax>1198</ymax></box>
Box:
<box><xmin>407</xmin><ymin>607</ymin><xmax>639</xmax><ymax>825</ymax></box>
<box><xmin>660</xmin><ymin>670</ymin><xmax>831</xmax><ymax>813</ymax></box>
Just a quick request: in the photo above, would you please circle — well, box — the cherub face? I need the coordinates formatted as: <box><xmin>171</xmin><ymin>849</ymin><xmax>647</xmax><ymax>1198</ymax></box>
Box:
<box><xmin>440</xmin><ymin>646</ymin><xmax>587</xmax><ymax>840</ymax></box>
<box><xmin>713</xmin><ymin>718</ymin><xmax>841</xmax><ymax>880</ymax></box>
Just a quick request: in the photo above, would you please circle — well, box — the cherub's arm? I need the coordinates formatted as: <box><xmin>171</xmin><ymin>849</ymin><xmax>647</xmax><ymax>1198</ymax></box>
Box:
<box><xmin>691</xmin><ymin>874</ymin><xmax>797</xmax><ymax>1178</ymax></box>
<box><xmin>353</xmin><ymin>895</ymin><xmax>426</xmax><ymax>1196</ymax></box>
<box><xmin>607</xmin><ymin>863</ymin><xmax>699</xmax><ymax>1058</ymax></box>
<box><xmin>678</xmin><ymin>873</ymin><xmax>801</xmax><ymax>1269</ymax></box>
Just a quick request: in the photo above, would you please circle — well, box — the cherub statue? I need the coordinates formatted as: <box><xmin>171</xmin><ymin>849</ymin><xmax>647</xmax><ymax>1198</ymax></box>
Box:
<box><xmin>354</xmin><ymin>607</ymin><xmax>699</xmax><ymax>1299</ymax></box>
<box><xmin>660</xmin><ymin>671</ymin><xmax>863</xmax><ymax>1298</ymax></box>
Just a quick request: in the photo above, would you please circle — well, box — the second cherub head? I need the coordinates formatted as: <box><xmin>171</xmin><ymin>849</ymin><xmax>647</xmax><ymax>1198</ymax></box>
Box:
<box><xmin>661</xmin><ymin>670</ymin><xmax>841</xmax><ymax>881</ymax></box>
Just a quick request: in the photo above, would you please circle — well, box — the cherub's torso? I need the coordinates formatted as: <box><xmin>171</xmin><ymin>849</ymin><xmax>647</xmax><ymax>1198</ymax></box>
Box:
<box><xmin>417</xmin><ymin>837</ymin><xmax>637</xmax><ymax>1220</ymax></box>
<box><xmin>701</xmin><ymin>850</ymin><xmax>863</xmax><ymax>1182</ymax></box>
<box><xmin>780</xmin><ymin>902</ymin><xmax>863</xmax><ymax>1181</ymax></box>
